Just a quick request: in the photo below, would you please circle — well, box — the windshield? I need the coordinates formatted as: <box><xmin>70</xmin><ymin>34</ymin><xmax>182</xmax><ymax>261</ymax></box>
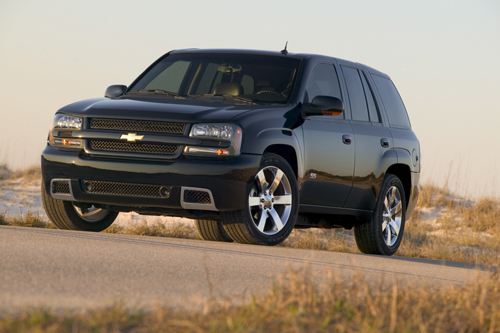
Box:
<box><xmin>127</xmin><ymin>53</ymin><xmax>300</xmax><ymax>104</ymax></box>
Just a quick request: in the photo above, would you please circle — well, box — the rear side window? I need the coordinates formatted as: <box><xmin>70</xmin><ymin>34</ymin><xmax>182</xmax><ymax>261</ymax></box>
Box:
<box><xmin>341</xmin><ymin>66</ymin><xmax>369</xmax><ymax>122</ymax></box>
<box><xmin>372</xmin><ymin>75</ymin><xmax>411</xmax><ymax>128</ymax></box>
<box><xmin>360</xmin><ymin>72</ymin><xmax>381</xmax><ymax>122</ymax></box>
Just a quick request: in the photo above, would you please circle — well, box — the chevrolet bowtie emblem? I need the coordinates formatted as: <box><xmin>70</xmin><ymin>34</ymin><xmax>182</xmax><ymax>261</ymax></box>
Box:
<box><xmin>120</xmin><ymin>133</ymin><xmax>144</xmax><ymax>142</ymax></box>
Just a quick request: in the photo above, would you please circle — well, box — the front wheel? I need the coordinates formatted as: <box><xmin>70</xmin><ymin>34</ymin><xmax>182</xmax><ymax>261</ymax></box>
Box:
<box><xmin>41</xmin><ymin>183</ymin><xmax>118</xmax><ymax>231</ymax></box>
<box><xmin>195</xmin><ymin>219</ymin><xmax>233</xmax><ymax>242</ymax></box>
<box><xmin>222</xmin><ymin>153</ymin><xmax>299</xmax><ymax>246</ymax></box>
<box><xmin>354</xmin><ymin>174</ymin><xmax>406</xmax><ymax>255</ymax></box>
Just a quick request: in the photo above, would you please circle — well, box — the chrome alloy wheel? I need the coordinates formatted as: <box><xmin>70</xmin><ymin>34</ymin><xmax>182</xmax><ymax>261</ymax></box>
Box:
<box><xmin>381</xmin><ymin>186</ymin><xmax>403</xmax><ymax>246</ymax></box>
<box><xmin>248</xmin><ymin>166</ymin><xmax>293</xmax><ymax>235</ymax></box>
<box><xmin>72</xmin><ymin>203</ymin><xmax>110</xmax><ymax>223</ymax></box>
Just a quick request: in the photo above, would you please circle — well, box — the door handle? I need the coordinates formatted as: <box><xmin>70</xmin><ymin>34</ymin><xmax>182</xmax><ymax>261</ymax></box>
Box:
<box><xmin>342</xmin><ymin>134</ymin><xmax>352</xmax><ymax>145</ymax></box>
<box><xmin>380</xmin><ymin>138</ymin><xmax>390</xmax><ymax>148</ymax></box>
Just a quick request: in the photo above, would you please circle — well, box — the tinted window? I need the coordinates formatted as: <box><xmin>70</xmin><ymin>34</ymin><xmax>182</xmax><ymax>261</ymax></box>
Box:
<box><xmin>129</xmin><ymin>53</ymin><xmax>300</xmax><ymax>104</ymax></box>
<box><xmin>145</xmin><ymin>60</ymin><xmax>190</xmax><ymax>93</ymax></box>
<box><xmin>341</xmin><ymin>66</ymin><xmax>369</xmax><ymax>122</ymax></box>
<box><xmin>305</xmin><ymin>63</ymin><xmax>343</xmax><ymax>118</ymax></box>
<box><xmin>372</xmin><ymin>75</ymin><xmax>411</xmax><ymax>128</ymax></box>
<box><xmin>195</xmin><ymin>62</ymin><xmax>219</xmax><ymax>94</ymax></box>
<box><xmin>241</xmin><ymin>74</ymin><xmax>254</xmax><ymax>94</ymax></box>
<box><xmin>306</xmin><ymin>64</ymin><xmax>342</xmax><ymax>101</ymax></box>
<box><xmin>360</xmin><ymin>72</ymin><xmax>381</xmax><ymax>122</ymax></box>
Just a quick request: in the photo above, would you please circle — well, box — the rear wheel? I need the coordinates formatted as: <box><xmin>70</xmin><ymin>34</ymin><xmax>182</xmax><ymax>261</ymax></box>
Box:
<box><xmin>195</xmin><ymin>219</ymin><xmax>233</xmax><ymax>242</ymax></box>
<box><xmin>354</xmin><ymin>174</ymin><xmax>406</xmax><ymax>255</ymax></box>
<box><xmin>222</xmin><ymin>153</ymin><xmax>299</xmax><ymax>246</ymax></box>
<box><xmin>41</xmin><ymin>183</ymin><xmax>118</xmax><ymax>231</ymax></box>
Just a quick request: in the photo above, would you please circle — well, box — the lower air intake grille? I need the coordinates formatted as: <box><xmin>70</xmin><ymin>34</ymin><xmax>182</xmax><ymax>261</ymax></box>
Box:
<box><xmin>90</xmin><ymin>140</ymin><xmax>179</xmax><ymax>155</ymax></box>
<box><xmin>184</xmin><ymin>190</ymin><xmax>212</xmax><ymax>204</ymax></box>
<box><xmin>52</xmin><ymin>181</ymin><xmax>70</xmax><ymax>194</ymax></box>
<box><xmin>82</xmin><ymin>180</ymin><xmax>171</xmax><ymax>198</ymax></box>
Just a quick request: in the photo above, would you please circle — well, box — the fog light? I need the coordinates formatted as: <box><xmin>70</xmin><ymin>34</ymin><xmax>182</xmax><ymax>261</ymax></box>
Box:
<box><xmin>159</xmin><ymin>186</ymin><xmax>171</xmax><ymax>198</ymax></box>
<box><xmin>184</xmin><ymin>147</ymin><xmax>217</xmax><ymax>154</ymax></box>
<box><xmin>53</xmin><ymin>138</ymin><xmax>82</xmax><ymax>147</ymax></box>
<box><xmin>84</xmin><ymin>182</ymin><xmax>93</xmax><ymax>192</ymax></box>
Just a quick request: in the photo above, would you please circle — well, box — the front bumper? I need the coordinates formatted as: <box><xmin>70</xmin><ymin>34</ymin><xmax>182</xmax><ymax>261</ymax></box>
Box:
<box><xmin>41</xmin><ymin>145</ymin><xmax>261</xmax><ymax>213</ymax></box>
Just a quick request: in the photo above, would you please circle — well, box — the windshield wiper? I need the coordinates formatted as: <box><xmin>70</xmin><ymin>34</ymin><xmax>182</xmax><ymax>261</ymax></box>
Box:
<box><xmin>126</xmin><ymin>89</ymin><xmax>184</xmax><ymax>98</ymax></box>
<box><xmin>190</xmin><ymin>94</ymin><xmax>257</xmax><ymax>105</ymax></box>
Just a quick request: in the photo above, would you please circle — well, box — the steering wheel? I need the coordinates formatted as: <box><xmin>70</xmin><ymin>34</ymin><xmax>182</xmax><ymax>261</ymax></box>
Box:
<box><xmin>256</xmin><ymin>90</ymin><xmax>281</xmax><ymax>97</ymax></box>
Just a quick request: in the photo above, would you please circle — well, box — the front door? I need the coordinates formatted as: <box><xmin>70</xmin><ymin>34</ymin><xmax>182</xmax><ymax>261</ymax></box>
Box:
<box><xmin>300</xmin><ymin>63</ymin><xmax>354</xmax><ymax>208</ymax></box>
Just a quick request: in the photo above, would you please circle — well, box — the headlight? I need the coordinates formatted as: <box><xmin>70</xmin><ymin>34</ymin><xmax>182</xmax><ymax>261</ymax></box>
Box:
<box><xmin>54</xmin><ymin>115</ymin><xmax>82</xmax><ymax>130</ymax></box>
<box><xmin>191</xmin><ymin>124</ymin><xmax>234</xmax><ymax>139</ymax></box>
<box><xmin>48</xmin><ymin>114</ymin><xmax>83</xmax><ymax>148</ymax></box>
<box><xmin>185</xmin><ymin>123</ymin><xmax>242</xmax><ymax>156</ymax></box>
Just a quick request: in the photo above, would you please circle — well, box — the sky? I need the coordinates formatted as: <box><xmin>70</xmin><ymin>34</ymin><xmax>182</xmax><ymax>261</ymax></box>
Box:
<box><xmin>0</xmin><ymin>0</ymin><xmax>499</xmax><ymax>199</ymax></box>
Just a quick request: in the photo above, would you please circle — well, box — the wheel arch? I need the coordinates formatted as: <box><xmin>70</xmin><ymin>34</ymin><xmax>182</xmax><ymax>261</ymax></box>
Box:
<box><xmin>241</xmin><ymin>127</ymin><xmax>304</xmax><ymax>179</ymax></box>
<box><xmin>386</xmin><ymin>163</ymin><xmax>411</xmax><ymax>209</ymax></box>
<box><xmin>263</xmin><ymin>144</ymin><xmax>298</xmax><ymax>178</ymax></box>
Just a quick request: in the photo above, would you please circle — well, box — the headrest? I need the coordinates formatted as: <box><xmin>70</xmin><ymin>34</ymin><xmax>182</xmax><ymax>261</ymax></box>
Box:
<box><xmin>213</xmin><ymin>83</ymin><xmax>243</xmax><ymax>96</ymax></box>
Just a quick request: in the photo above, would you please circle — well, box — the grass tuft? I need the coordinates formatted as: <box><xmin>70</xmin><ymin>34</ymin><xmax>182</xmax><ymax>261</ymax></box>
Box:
<box><xmin>0</xmin><ymin>211</ymin><xmax>54</xmax><ymax>229</ymax></box>
<box><xmin>0</xmin><ymin>164</ymin><xmax>10</xmax><ymax>180</ymax></box>
<box><xmin>1</xmin><ymin>267</ymin><xmax>499</xmax><ymax>332</ymax></box>
<box><xmin>10</xmin><ymin>165</ymin><xmax>41</xmax><ymax>182</ymax></box>
<box><xmin>104</xmin><ymin>220</ymin><xmax>198</xmax><ymax>240</ymax></box>
<box><xmin>282</xmin><ymin>228</ymin><xmax>356</xmax><ymax>253</ymax></box>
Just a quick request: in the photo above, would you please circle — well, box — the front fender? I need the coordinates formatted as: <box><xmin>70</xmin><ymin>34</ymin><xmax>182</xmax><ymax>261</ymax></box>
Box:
<box><xmin>241</xmin><ymin>127</ymin><xmax>304</xmax><ymax>177</ymax></box>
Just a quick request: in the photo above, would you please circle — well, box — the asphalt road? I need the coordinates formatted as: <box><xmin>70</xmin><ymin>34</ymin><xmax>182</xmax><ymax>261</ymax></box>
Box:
<box><xmin>0</xmin><ymin>225</ymin><xmax>494</xmax><ymax>310</ymax></box>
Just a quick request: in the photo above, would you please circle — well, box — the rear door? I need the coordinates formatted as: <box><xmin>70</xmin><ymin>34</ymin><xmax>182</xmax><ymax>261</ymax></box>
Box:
<box><xmin>300</xmin><ymin>63</ymin><xmax>354</xmax><ymax>208</ymax></box>
<box><xmin>339</xmin><ymin>63</ymin><xmax>394</xmax><ymax>210</ymax></box>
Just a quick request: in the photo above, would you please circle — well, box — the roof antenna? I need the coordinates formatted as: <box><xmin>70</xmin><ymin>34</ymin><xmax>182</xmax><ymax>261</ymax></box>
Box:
<box><xmin>280</xmin><ymin>41</ymin><xmax>288</xmax><ymax>55</ymax></box>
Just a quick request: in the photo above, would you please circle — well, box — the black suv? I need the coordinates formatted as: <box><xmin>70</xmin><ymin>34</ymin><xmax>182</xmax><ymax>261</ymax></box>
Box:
<box><xmin>41</xmin><ymin>48</ymin><xmax>420</xmax><ymax>255</ymax></box>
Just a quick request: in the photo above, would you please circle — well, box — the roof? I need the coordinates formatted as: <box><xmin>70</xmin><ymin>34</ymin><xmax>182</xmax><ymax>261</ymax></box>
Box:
<box><xmin>168</xmin><ymin>48</ymin><xmax>389</xmax><ymax>77</ymax></box>
<box><xmin>169</xmin><ymin>48</ymin><xmax>321</xmax><ymax>60</ymax></box>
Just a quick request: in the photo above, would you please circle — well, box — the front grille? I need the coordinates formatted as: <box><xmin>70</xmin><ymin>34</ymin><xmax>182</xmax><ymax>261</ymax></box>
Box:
<box><xmin>90</xmin><ymin>118</ymin><xmax>186</xmax><ymax>134</ymax></box>
<box><xmin>82</xmin><ymin>180</ymin><xmax>171</xmax><ymax>198</ymax></box>
<box><xmin>90</xmin><ymin>140</ymin><xmax>179</xmax><ymax>155</ymax></box>
<box><xmin>184</xmin><ymin>190</ymin><xmax>212</xmax><ymax>204</ymax></box>
<box><xmin>52</xmin><ymin>181</ymin><xmax>70</xmax><ymax>194</ymax></box>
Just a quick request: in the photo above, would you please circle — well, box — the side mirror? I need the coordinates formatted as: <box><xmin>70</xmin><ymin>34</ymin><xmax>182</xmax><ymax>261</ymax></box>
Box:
<box><xmin>304</xmin><ymin>96</ymin><xmax>344</xmax><ymax>116</ymax></box>
<box><xmin>105</xmin><ymin>85</ymin><xmax>127</xmax><ymax>98</ymax></box>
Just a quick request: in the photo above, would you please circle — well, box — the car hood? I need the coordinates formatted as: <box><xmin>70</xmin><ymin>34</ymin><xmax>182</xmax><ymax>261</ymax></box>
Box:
<box><xmin>57</xmin><ymin>96</ymin><xmax>272</xmax><ymax>123</ymax></box>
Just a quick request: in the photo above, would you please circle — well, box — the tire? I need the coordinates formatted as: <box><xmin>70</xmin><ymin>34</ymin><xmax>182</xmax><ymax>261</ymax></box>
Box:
<box><xmin>221</xmin><ymin>153</ymin><xmax>299</xmax><ymax>246</ymax></box>
<box><xmin>354</xmin><ymin>174</ymin><xmax>406</xmax><ymax>256</ymax></box>
<box><xmin>195</xmin><ymin>219</ymin><xmax>233</xmax><ymax>242</ymax></box>
<box><xmin>41</xmin><ymin>183</ymin><xmax>118</xmax><ymax>232</ymax></box>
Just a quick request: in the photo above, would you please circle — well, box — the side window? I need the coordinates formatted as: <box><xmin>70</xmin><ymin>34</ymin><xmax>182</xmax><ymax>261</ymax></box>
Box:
<box><xmin>240</xmin><ymin>75</ymin><xmax>254</xmax><ymax>94</ymax></box>
<box><xmin>341</xmin><ymin>66</ymin><xmax>369</xmax><ymax>122</ymax></box>
<box><xmin>360</xmin><ymin>72</ymin><xmax>381</xmax><ymax>122</ymax></box>
<box><xmin>305</xmin><ymin>63</ymin><xmax>343</xmax><ymax>118</ymax></box>
<box><xmin>145</xmin><ymin>60</ymin><xmax>190</xmax><ymax>93</ymax></box>
<box><xmin>372</xmin><ymin>75</ymin><xmax>411</xmax><ymax>128</ymax></box>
